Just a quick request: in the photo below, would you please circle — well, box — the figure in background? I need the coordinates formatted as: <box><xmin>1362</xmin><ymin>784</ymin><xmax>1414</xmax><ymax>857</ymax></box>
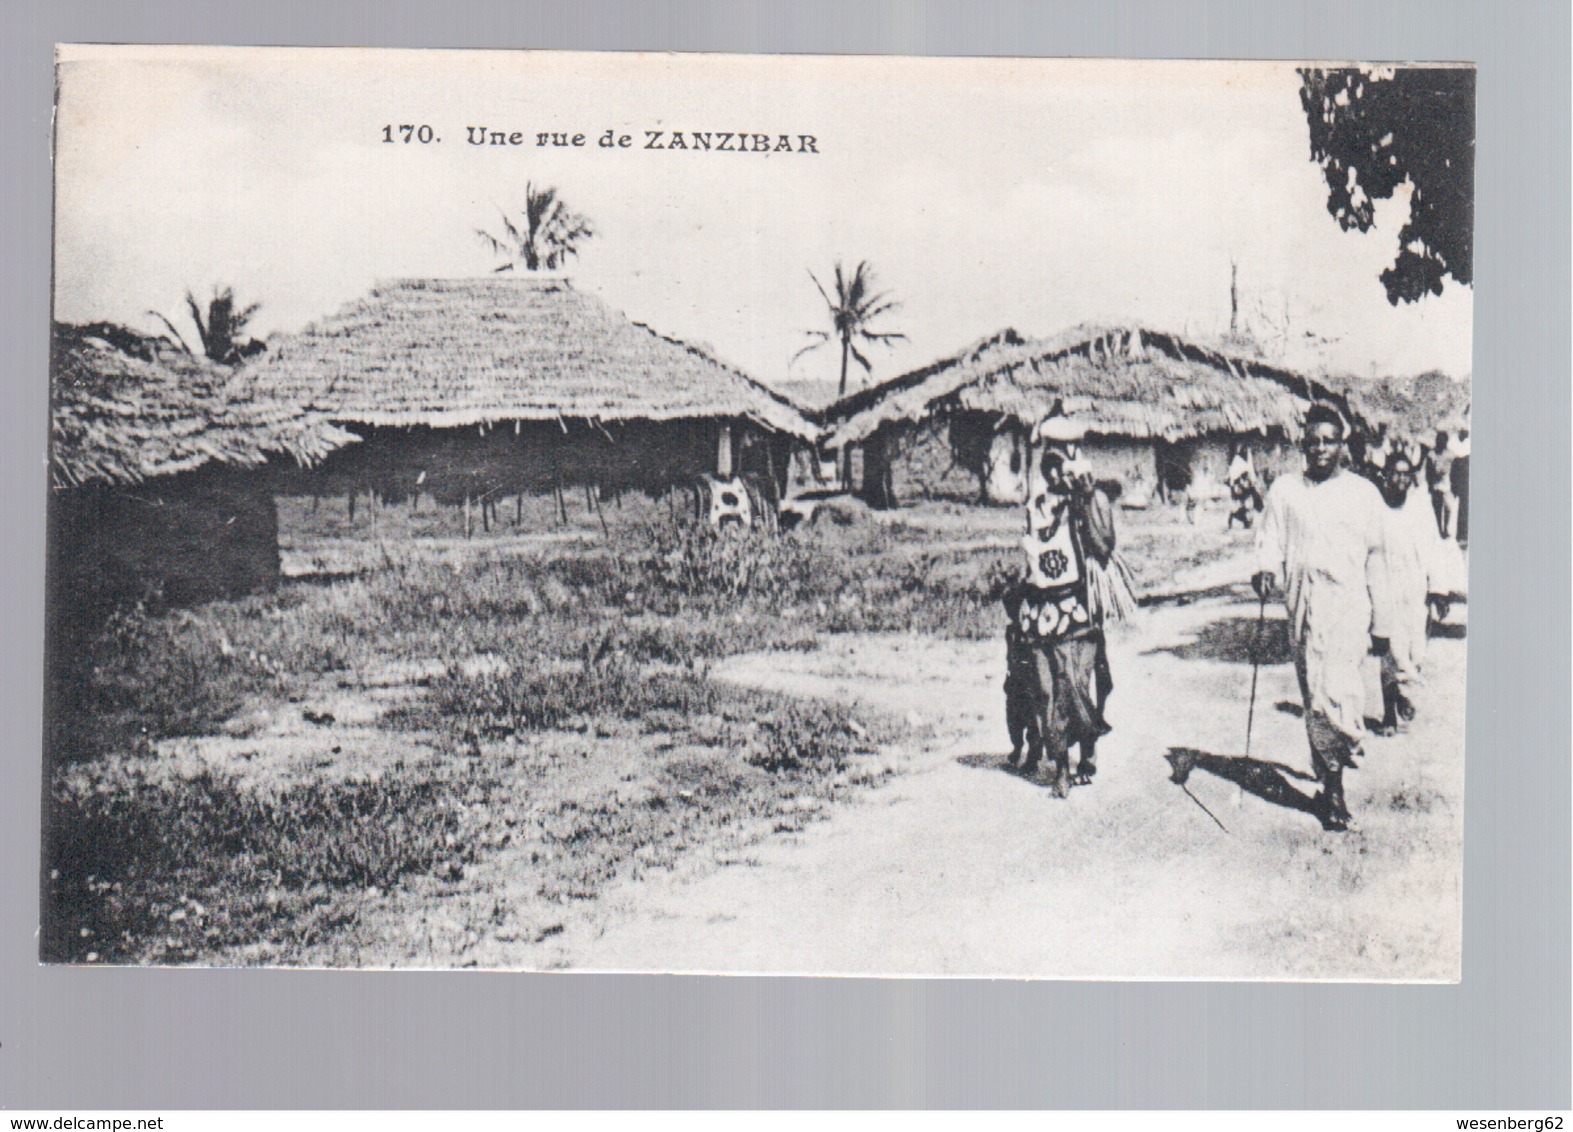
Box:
<box><xmin>1370</xmin><ymin>454</ymin><xmax>1451</xmax><ymax>735</ymax></box>
<box><xmin>1360</xmin><ymin>424</ymin><xmax>1393</xmax><ymax>483</ymax></box>
<box><xmin>1253</xmin><ymin>404</ymin><xmax>1386</xmax><ymax>832</ymax></box>
<box><xmin>1226</xmin><ymin>441</ymin><xmax>1264</xmax><ymax>529</ymax></box>
<box><xmin>1426</xmin><ymin>430</ymin><xmax>1458</xmax><ymax>540</ymax></box>
<box><xmin>1449</xmin><ymin>428</ymin><xmax>1471</xmax><ymax>547</ymax></box>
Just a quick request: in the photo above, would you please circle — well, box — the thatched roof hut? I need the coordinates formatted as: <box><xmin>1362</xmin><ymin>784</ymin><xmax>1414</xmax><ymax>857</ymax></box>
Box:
<box><xmin>252</xmin><ymin>276</ymin><xmax>817</xmax><ymax>440</ymax></box>
<box><xmin>50</xmin><ymin>323</ymin><xmax>355</xmax><ymax>490</ymax></box>
<box><xmin>820</xmin><ymin>326</ymin><xmax>1361</xmax><ymax>508</ymax></box>
<box><xmin>822</xmin><ymin>324</ymin><xmax>1358</xmax><ymax>449</ymax></box>
<box><xmin>49</xmin><ymin>323</ymin><xmax>356</xmax><ymax>619</ymax></box>
<box><xmin>244</xmin><ymin>277</ymin><xmax>819</xmax><ymax>527</ymax></box>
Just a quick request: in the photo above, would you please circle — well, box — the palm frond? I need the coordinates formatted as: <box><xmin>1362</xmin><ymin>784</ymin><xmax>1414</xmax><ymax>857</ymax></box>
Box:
<box><xmin>808</xmin><ymin>269</ymin><xmax>833</xmax><ymax>309</ymax></box>
<box><xmin>475</xmin><ymin>228</ymin><xmax>514</xmax><ymax>263</ymax></box>
<box><xmin>146</xmin><ymin>310</ymin><xmax>193</xmax><ymax>356</ymax></box>
<box><xmin>791</xmin><ymin>334</ymin><xmax>831</xmax><ymax>366</ymax></box>
<box><xmin>184</xmin><ymin>291</ymin><xmax>208</xmax><ymax>348</ymax></box>
<box><xmin>859</xmin><ymin>296</ymin><xmax>901</xmax><ymax>321</ymax></box>
<box><xmin>500</xmin><ymin>211</ymin><xmax>524</xmax><ymax>249</ymax></box>
<box><xmin>845</xmin><ymin>261</ymin><xmax>872</xmax><ymax>307</ymax></box>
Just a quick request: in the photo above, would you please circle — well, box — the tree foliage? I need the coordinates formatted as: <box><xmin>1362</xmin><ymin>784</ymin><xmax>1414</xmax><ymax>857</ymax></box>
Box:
<box><xmin>793</xmin><ymin>260</ymin><xmax>907</xmax><ymax>399</ymax></box>
<box><xmin>1299</xmin><ymin>66</ymin><xmax>1475</xmax><ymax>305</ymax></box>
<box><xmin>150</xmin><ymin>286</ymin><xmax>266</xmax><ymax>365</ymax></box>
<box><xmin>477</xmin><ymin>183</ymin><xmax>595</xmax><ymax>272</ymax></box>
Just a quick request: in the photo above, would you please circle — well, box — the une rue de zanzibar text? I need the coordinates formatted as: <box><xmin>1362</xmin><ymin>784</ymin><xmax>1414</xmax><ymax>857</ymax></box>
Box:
<box><xmin>381</xmin><ymin>124</ymin><xmax>821</xmax><ymax>153</ymax></box>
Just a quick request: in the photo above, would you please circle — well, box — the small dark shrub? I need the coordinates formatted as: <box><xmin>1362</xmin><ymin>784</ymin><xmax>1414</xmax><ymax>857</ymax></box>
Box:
<box><xmin>48</xmin><ymin>605</ymin><xmax>253</xmax><ymax>765</ymax></box>
<box><xmin>641</xmin><ymin>521</ymin><xmax>825</xmax><ymax>605</ymax></box>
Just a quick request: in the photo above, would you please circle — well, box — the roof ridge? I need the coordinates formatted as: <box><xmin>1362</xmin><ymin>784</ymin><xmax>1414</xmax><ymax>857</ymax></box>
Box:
<box><xmin>250</xmin><ymin>278</ymin><xmax>818</xmax><ymax>440</ymax></box>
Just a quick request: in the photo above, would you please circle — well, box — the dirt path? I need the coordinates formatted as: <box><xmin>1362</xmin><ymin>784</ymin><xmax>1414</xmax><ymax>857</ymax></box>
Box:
<box><xmin>558</xmin><ymin>574</ymin><xmax>1465</xmax><ymax>979</ymax></box>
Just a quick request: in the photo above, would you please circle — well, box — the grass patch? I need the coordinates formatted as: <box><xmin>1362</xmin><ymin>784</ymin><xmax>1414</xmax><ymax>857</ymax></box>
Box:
<box><xmin>43</xmin><ymin>758</ymin><xmax>490</xmax><ymax>964</ymax></box>
<box><xmin>43</xmin><ymin>500</ymin><xmax>1234</xmax><ymax>964</ymax></box>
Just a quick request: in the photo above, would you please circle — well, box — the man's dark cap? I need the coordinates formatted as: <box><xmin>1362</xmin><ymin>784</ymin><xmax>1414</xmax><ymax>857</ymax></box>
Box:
<box><xmin>1303</xmin><ymin>403</ymin><xmax>1346</xmax><ymax>435</ymax></box>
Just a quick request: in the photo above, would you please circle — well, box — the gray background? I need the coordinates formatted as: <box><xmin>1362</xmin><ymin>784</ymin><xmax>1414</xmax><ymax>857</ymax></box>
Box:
<box><xmin>4</xmin><ymin>0</ymin><xmax>1567</xmax><ymax>1110</ymax></box>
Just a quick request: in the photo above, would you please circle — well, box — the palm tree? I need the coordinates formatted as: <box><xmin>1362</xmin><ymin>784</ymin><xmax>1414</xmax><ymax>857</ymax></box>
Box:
<box><xmin>149</xmin><ymin>286</ymin><xmax>265</xmax><ymax>365</ymax></box>
<box><xmin>793</xmin><ymin>260</ymin><xmax>907</xmax><ymax>399</ymax></box>
<box><xmin>476</xmin><ymin>183</ymin><xmax>594</xmax><ymax>272</ymax></box>
<box><xmin>794</xmin><ymin>262</ymin><xmax>907</xmax><ymax>506</ymax></box>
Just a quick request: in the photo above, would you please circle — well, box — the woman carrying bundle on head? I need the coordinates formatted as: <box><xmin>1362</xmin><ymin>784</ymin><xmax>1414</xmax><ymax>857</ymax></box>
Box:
<box><xmin>1002</xmin><ymin>415</ymin><xmax>1137</xmax><ymax>798</ymax></box>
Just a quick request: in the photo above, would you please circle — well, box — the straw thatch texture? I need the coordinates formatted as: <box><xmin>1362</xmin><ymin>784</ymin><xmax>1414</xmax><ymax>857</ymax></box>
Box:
<box><xmin>1337</xmin><ymin>371</ymin><xmax>1470</xmax><ymax>442</ymax></box>
<box><xmin>50</xmin><ymin>324</ymin><xmax>356</xmax><ymax>490</ymax></box>
<box><xmin>823</xmin><ymin>325</ymin><xmax>1359</xmax><ymax>447</ymax></box>
<box><xmin>251</xmin><ymin>277</ymin><xmax>817</xmax><ymax>440</ymax></box>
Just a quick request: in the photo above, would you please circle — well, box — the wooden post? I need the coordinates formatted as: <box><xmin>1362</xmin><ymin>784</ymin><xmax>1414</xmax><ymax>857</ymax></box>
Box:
<box><xmin>590</xmin><ymin>480</ymin><xmax>610</xmax><ymax>537</ymax></box>
<box><xmin>1024</xmin><ymin>426</ymin><xmax>1039</xmax><ymax>511</ymax></box>
<box><xmin>762</xmin><ymin>438</ymin><xmax>780</xmax><ymax>512</ymax></box>
<box><xmin>464</xmin><ymin>493</ymin><xmax>473</xmax><ymax>539</ymax></box>
<box><xmin>717</xmin><ymin>422</ymin><xmax>734</xmax><ymax>478</ymax></box>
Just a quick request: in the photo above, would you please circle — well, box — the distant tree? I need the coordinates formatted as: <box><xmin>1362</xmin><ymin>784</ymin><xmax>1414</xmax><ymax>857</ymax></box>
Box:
<box><xmin>1298</xmin><ymin>66</ymin><xmax>1475</xmax><ymax>305</ymax></box>
<box><xmin>794</xmin><ymin>261</ymin><xmax>907</xmax><ymax>508</ymax></box>
<box><xmin>476</xmin><ymin>183</ymin><xmax>594</xmax><ymax>272</ymax></box>
<box><xmin>793</xmin><ymin>260</ymin><xmax>907</xmax><ymax>400</ymax></box>
<box><xmin>149</xmin><ymin>286</ymin><xmax>266</xmax><ymax>365</ymax></box>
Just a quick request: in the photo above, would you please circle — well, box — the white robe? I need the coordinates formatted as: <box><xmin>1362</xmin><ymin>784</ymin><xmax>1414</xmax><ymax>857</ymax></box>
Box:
<box><xmin>1255</xmin><ymin>469</ymin><xmax>1386</xmax><ymax>753</ymax></box>
<box><xmin>1372</xmin><ymin>489</ymin><xmax>1449</xmax><ymax>691</ymax></box>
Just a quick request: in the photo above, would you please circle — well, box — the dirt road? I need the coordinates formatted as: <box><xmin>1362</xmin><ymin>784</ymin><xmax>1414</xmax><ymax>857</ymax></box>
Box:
<box><xmin>558</xmin><ymin>565</ymin><xmax>1465</xmax><ymax>980</ymax></box>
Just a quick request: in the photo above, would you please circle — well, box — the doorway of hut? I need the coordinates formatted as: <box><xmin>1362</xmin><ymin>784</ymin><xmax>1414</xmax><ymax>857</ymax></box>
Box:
<box><xmin>1153</xmin><ymin>438</ymin><xmax>1196</xmax><ymax>510</ymax></box>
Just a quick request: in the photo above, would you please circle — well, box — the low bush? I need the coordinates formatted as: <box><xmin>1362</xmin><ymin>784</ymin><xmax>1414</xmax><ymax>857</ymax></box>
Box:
<box><xmin>43</xmin><ymin>761</ymin><xmax>483</xmax><ymax>963</ymax></box>
<box><xmin>639</xmin><ymin>520</ymin><xmax>828</xmax><ymax>606</ymax></box>
<box><xmin>48</xmin><ymin>605</ymin><xmax>254</xmax><ymax>766</ymax></box>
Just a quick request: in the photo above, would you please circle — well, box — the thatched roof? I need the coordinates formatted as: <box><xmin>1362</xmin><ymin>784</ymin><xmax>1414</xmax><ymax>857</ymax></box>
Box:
<box><xmin>251</xmin><ymin>276</ymin><xmax>818</xmax><ymax>441</ymax></box>
<box><xmin>50</xmin><ymin>323</ymin><xmax>357</xmax><ymax>490</ymax></box>
<box><xmin>1337</xmin><ymin>371</ymin><xmax>1470</xmax><ymax>442</ymax></box>
<box><xmin>770</xmin><ymin>377</ymin><xmax>846</xmax><ymax>411</ymax></box>
<box><xmin>821</xmin><ymin>325</ymin><xmax>1360</xmax><ymax>447</ymax></box>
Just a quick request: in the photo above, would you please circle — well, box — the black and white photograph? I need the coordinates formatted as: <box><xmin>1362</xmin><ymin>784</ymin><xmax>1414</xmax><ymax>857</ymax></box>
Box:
<box><xmin>44</xmin><ymin>46</ymin><xmax>1475</xmax><ymax>979</ymax></box>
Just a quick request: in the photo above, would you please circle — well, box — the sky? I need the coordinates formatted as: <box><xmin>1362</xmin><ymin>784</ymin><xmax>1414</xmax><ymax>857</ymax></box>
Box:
<box><xmin>52</xmin><ymin>47</ymin><xmax>1474</xmax><ymax>391</ymax></box>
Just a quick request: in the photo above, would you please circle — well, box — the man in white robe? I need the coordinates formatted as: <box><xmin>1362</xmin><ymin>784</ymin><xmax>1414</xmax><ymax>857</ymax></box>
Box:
<box><xmin>1371</xmin><ymin>454</ymin><xmax>1452</xmax><ymax>733</ymax></box>
<box><xmin>1253</xmin><ymin>404</ymin><xmax>1386</xmax><ymax>832</ymax></box>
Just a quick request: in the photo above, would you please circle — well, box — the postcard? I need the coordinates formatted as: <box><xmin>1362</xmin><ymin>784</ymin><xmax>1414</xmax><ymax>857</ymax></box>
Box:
<box><xmin>46</xmin><ymin>46</ymin><xmax>1473</xmax><ymax>977</ymax></box>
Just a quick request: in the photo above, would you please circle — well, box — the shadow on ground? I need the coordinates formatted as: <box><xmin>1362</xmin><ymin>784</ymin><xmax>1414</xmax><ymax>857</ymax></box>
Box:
<box><xmin>1164</xmin><ymin>746</ymin><xmax>1321</xmax><ymax>816</ymax></box>
<box><xmin>1144</xmin><ymin>615</ymin><xmax>1292</xmax><ymax>665</ymax></box>
<box><xmin>1276</xmin><ymin>700</ymin><xmax>1386</xmax><ymax>734</ymax></box>
<box><xmin>284</xmin><ymin>571</ymin><xmax>365</xmax><ymax>587</ymax></box>
<box><xmin>956</xmin><ymin>751</ymin><xmax>1091</xmax><ymax>792</ymax></box>
<box><xmin>1138</xmin><ymin>581</ymin><xmax>1253</xmax><ymax>608</ymax></box>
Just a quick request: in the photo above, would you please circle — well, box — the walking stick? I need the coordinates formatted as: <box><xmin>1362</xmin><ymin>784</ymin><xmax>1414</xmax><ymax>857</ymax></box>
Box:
<box><xmin>1235</xmin><ymin>589</ymin><xmax>1268</xmax><ymax>808</ymax></box>
<box><xmin>1245</xmin><ymin>590</ymin><xmax>1267</xmax><ymax>758</ymax></box>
